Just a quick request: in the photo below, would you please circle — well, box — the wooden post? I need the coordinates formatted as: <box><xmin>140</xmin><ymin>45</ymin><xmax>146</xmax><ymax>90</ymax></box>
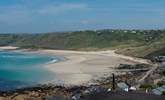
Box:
<box><xmin>112</xmin><ymin>73</ymin><xmax>115</xmax><ymax>90</ymax></box>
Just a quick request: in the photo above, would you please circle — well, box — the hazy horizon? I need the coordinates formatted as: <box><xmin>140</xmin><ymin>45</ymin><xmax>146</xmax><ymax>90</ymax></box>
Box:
<box><xmin>0</xmin><ymin>0</ymin><xmax>165</xmax><ymax>33</ymax></box>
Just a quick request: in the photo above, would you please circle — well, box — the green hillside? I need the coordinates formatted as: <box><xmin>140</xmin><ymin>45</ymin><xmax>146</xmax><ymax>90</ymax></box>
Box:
<box><xmin>0</xmin><ymin>30</ymin><xmax>165</xmax><ymax>58</ymax></box>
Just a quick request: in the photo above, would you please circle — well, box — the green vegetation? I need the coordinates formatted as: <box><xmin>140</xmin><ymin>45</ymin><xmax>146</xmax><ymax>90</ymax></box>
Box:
<box><xmin>157</xmin><ymin>82</ymin><xmax>165</xmax><ymax>87</ymax></box>
<box><xmin>1</xmin><ymin>29</ymin><xmax>165</xmax><ymax>58</ymax></box>
<box><xmin>161</xmin><ymin>70</ymin><xmax>165</xmax><ymax>76</ymax></box>
<box><xmin>139</xmin><ymin>84</ymin><xmax>154</xmax><ymax>89</ymax></box>
<box><xmin>162</xmin><ymin>91</ymin><xmax>165</xmax><ymax>95</ymax></box>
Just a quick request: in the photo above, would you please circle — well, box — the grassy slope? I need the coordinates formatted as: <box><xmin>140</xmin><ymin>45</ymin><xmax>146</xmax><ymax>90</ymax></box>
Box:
<box><xmin>0</xmin><ymin>30</ymin><xmax>165</xmax><ymax>58</ymax></box>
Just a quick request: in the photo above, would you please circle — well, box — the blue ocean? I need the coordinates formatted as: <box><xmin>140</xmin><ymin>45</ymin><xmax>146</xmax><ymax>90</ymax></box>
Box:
<box><xmin>0</xmin><ymin>51</ymin><xmax>60</xmax><ymax>91</ymax></box>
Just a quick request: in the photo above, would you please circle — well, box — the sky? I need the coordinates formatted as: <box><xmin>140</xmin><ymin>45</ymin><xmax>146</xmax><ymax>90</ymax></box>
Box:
<box><xmin>0</xmin><ymin>0</ymin><xmax>165</xmax><ymax>33</ymax></box>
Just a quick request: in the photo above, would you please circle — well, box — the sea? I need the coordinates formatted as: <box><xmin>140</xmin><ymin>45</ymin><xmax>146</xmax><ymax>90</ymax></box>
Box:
<box><xmin>0</xmin><ymin>51</ymin><xmax>61</xmax><ymax>91</ymax></box>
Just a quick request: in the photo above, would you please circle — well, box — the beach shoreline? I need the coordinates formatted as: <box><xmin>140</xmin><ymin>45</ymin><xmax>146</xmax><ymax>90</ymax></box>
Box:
<box><xmin>0</xmin><ymin>46</ymin><xmax>18</xmax><ymax>50</ymax></box>
<box><xmin>0</xmin><ymin>46</ymin><xmax>150</xmax><ymax>86</ymax></box>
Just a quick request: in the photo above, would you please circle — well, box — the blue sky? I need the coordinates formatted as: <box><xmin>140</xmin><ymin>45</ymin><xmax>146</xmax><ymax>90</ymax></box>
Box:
<box><xmin>0</xmin><ymin>0</ymin><xmax>165</xmax><ymax>33</ymax></box>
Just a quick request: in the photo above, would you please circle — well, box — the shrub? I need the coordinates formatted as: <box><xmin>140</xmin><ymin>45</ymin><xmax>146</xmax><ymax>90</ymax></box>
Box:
<box><xmin>157</xmin><ymin>82</ymin><xmax>165</xmax><ymax>87</ymax></box>
<box><xmin>161</xmin><ymin>70</ymin><xmax>165</xmax><ymax>76</ymax></box>
<box><xmin>139</xmin><ymin>84</ymin><xmax>153</xmax><ymax>89</ymax></box>
<box><xmin>162</xmin><ymin>91</ymin><xmax>165</xmax><ymax>95</ymax></box>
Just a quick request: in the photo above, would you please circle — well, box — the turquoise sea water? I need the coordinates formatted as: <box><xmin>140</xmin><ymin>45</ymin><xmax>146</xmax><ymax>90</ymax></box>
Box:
<box><xmin>0</xmin><ymin>51</ymin><xmax>60</xmax><ymax>91</ymax></box>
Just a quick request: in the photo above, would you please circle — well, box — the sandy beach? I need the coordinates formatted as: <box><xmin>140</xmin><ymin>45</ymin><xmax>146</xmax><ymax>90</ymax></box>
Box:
<box><xmin>0</xmin><ymin>46</ymin><xmax>18</xmax><ymax>50</ymax></box>
<box><xmin>34</xmin><ymin>49</ymin><xmax>150</xmax><ymax>86</ymax></box>
<box><xmin>0</xmin><ymin>46</ymin><xmax>150</xmax><ymax>86</ymax></box>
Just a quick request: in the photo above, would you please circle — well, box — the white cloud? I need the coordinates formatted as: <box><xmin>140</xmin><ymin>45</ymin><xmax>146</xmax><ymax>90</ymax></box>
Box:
<box><xmin>0</xmin><ymin>3</ymin><xmax>88</xmax><ymax>25</ymax></box>
<box><xmin>37</xmin><ymin>3</ymin><xmax>88</xmax><ymax>14</ymax></box>
<box><xmin>0</xmin><ymin>6</ymin><xmax>32</xmax><ymax>25</ymax></box>
<box><xmin>81</xmin><ymin>20</ymin><xmax>90</xmax><ymax>24</ymax></box>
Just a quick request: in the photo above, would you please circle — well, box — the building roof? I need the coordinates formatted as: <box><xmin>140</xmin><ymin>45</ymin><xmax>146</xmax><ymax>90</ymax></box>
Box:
<box><xmin>152</xmin><ymin>85</ymin><xmax>165</xmax><ymax>95</ymax></box>
<box><xmin>117</xmin><ymin>82</ymin><xmax>129</xmax><ymax>89</ymax></box>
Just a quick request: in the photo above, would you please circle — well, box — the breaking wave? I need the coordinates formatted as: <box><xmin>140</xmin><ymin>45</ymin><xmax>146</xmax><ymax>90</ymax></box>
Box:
<box><xmin>47</xmin><ymin>59</ymin><xmax>58</xmax><ymax>64</ymax></box>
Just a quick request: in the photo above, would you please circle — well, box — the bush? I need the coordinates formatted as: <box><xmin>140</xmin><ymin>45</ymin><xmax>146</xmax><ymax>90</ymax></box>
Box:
<box><xmin>161</xmin><ymin>70</ymin><xmax>165</xmax><ymax>76</ymax></box>
<box><xmin>157</xmin><ymin>82</ymin><xmax>165</xmax><ymax>87</ymax></box>
<box><xmin>162</xmin><ymin>91</ymin><xmax>165</xmax><ymax>95</ymax></box>
<box><xmin>139</xmin><ymin>84</ymin><xmax>153</xmax><ymax>89</ymax></box>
